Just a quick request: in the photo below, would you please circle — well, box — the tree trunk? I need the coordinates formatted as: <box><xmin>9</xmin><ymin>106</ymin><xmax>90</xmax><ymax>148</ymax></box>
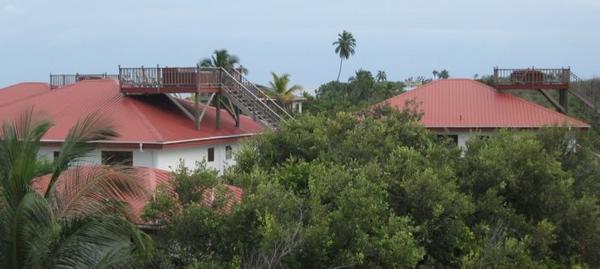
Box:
<box><xmin>336</xmin><ymin>58</ymin><xmax>343</xmax><ymax>82</ymax></box>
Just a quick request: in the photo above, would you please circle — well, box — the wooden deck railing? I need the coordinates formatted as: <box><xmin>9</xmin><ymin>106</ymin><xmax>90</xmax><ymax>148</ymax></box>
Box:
<box><xmin>118</xmin><ymin>66</ymin><xmax>222</xmax><ymax>90</ymax></box>
<box><xmin>49</xmin><ymin>73</ymin><xmax>118</xmax><ymax>89</ymax></box>
<box><xmin>493</xmin><ymin>67</ymin><xmax>571</xmax><ymax>86</ymax></box>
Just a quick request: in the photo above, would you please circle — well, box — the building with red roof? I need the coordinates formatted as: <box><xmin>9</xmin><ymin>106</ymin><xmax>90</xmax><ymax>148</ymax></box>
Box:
<box><xmin>382</xmin><ymin>79</ymin><xmax>589</xmax><ymax>148</ymax></box>
<box><xmin>0</xmin><ymin>78</ymin><xmax>264</xmax><ymax>172</ymax></box>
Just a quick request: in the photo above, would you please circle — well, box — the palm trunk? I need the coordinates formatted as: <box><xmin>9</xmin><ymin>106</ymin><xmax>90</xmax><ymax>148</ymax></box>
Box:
<box><xmin>336</xmin><ymin>58</ymin><xmax>343</xmax><ymax>82</ymax></box>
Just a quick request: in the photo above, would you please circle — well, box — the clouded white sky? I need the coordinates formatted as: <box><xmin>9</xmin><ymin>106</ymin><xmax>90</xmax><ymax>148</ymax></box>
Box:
<box><xmin>1</xmin><ymin>0</ymin><xmax>599</xmax><ymax>90</ymax></box>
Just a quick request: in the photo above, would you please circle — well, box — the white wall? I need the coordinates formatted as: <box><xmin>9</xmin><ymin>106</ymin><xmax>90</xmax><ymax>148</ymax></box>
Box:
<box><xmin>457</xmin><ymin>133</ymin><xmax>471</xmax><ymax>150</ymax></box>
<box><xmin>155</xmin><ymin>143</ymin><xmax>238</xmax><ymax>172</ymax></box>
<box><xmin>39</xmin><ymin>142</ymin><xmax>239</xmax><ymax>174</ymax></box>
<box><xmin>436</xmin><ymin>131</ymin><xmax>492</xmax><ymax>150</ymax></box>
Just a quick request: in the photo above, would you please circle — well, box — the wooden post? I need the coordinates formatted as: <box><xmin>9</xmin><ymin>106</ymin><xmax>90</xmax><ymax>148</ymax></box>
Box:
<box><xmin>156</xmin><ymin>64</ymin><xmax>161</xmax><ymax>93</ymax></box>
<box><xmin>216</xmin><ymin>93</ymin><xmax>221</xmax><ymax>129</ymax></box>
<box><xmin>538</xmin><ymin>89</ymin><xmax>566</xmax><ymax>114</ymax></box>
<box><xmin>194</xmin><ymin>93</ymin><xmax>200</xmax><ymax>129</ymax></box>
<box><xmin>560</xmin><ymin>89</ymin><xmax>568</xmax><ymax>114</ymax></box>
<box><xmin>235</xmin><ymin>106</ymin><xmax>240</xmax><ymax>127</ymax></box>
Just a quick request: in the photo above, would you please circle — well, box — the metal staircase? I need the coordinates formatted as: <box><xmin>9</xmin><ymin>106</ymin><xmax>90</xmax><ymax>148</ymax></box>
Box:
<box><xmin>218</xmin><ymin>68</ymin><xmax>293</xmax><ymax>129</ymax></box>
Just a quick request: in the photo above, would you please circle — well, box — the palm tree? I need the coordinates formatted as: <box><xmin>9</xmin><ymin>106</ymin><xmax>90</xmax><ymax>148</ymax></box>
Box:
<box><xmin>439</xmin><ymin>69</ymin><xmax>450</xmax><ymax>79</ymax></box>
<box><xmin>333</xmin><ymin>31</ymin><xmax>357</xmax><ymax>81</ymax></box>
<box><xmin>376</xmin><ymin>70</ymin><xmax>387</xmax><ymax>82</ymax></box>
<box><xmin>236</xmin><ymin>64</ymin><xmax>249</xmax><ymax>76</ymax></box>
<box><xmin>0</xmin><ymin>110</ymin><xmax>152</xmax><ymax>269</ymax></box>
<box><xmin>268</xmin><ymin>73</ymin><xmax>303</xmax><ymax>104</ymax></box>
<box><xmin>432</xmin><ymin>70</ymin><xmax>439</xmax><ymax>79</ymax></box>
<box><xmin>199</xmin><ymin>49</ymin><xmax>242</xmax><ymax>71</ymax></box>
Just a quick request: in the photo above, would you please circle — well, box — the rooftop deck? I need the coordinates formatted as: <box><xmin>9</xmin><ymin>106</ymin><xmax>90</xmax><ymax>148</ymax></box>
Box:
<box><xmin>493</xmin><ymin>68</ymin><xmax>571</xmax><ymax>90</ymax></box>
<box><xmin>118</xmin><ymin>66</ymin><xmax>223</xmax><ymax>94</ymax></box>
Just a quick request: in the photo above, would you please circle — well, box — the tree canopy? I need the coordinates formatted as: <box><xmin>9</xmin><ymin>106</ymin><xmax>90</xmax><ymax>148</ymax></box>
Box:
<box><xmin>143</xmin><ymin>105</ymin><xmax>600</xmax><ymax>268</ymax></box>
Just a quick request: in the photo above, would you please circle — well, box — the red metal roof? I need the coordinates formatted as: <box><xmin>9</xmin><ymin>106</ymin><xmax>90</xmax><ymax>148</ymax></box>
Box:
<box><xmin>0</xmin><ymin>80</ymin><xmax>263</xmax><ymax>146</ymax></box>
<box><xmin>32</xmin><ymin>166</ymin><xmax>243</xmax><ymax>224</ymax></box>
<box><xmin>0</xmin><ymin>82</ymin><xmax>50</xmax><ymax>107</ymax></box>
<box><xmin>382</xmin><ymin>79</ymin><xmax>589</xmax><ymax>129</ymax></box>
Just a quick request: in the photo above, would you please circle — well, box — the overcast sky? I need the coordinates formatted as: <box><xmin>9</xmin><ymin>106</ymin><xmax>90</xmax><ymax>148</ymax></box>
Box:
<box><xmin>1</xmin><ymin>0</ymin><xmax>599</xmax><ymax>90</ymax></box>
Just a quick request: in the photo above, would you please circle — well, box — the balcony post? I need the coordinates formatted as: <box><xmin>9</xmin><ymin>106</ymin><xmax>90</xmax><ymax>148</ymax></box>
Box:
<box><xmin>194</xmin><ymin>93</ymin><xmax>200</xmax><ymax>130</ymax></box>
<box><xmin>157</xmin><ymin>64</ymin><xmax>161</xmax><ymax>93</ymax></box>
<box><xmin>215</xmin><ymin>93</ymin><xmax>221</xmax><ymax>129</ymax></box>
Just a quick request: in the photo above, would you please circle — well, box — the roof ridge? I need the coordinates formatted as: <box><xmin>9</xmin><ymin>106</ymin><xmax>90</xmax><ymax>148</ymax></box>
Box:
<box><xmin>125</xmin><ymin>97</ymin><xmax>166</xmax><ymax>142</ymax></box>
<box><xmin>0</xmin><ymin>82</ymin><xmax>48</xmax><ymax>89</ymax></box>
<box><xmin>0</xmin><ymin>85</ymin><xmax>54</xmax><ymax>108</ymax></box>
<box><xmin>72</xmin><ymin>81</ymin><xmax>123</xmax><ymax>119</ymax></box>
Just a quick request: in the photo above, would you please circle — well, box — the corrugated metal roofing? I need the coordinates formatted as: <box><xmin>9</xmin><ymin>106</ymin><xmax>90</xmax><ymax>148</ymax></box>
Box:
<box><xmin>382</xmin><ymin>79</ymin><xmax>589</xmax><ymax>129</ymax></box>
<box><xmin>0</xmin><ymin>79</ymin><xmax>263</xmax><ymax>145</ymax></box>
<box><xmin>0</xmin><ymin>82</ymin><xmax>50</xmax><ymax>107</ymax></box>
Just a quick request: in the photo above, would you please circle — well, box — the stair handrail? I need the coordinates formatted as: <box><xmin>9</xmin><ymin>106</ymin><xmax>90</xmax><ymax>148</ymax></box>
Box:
<box><xmin>569</xmin><ymin>71</ymin><xmax>599</xmax><ymax>112</ymax></box>
<box><xmin>228</xmin><ymin>68</ymin><xmax>294</xmax><ymax>120</ymax></box>
<box><xmin>216</xmin><ymin>67</ymin><xmax>288</xmax><ymax>124</ymax></box>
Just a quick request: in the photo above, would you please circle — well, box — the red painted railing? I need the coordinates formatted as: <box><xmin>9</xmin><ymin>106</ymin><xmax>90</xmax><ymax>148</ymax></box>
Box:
<box><xmin>493</xmin><ymin>67</ymin><xmax>571</xmax><ymax>86</ymax></box>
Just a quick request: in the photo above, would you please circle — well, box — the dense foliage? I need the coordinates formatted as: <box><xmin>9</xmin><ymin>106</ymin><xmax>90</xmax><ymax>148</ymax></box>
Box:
<box><xmin>305</xmin><ymin>69</ymin><xmax>405</xmax><ymax>113</ymax></box>
<box><xmin>145</xmin><ymin>106</ymin><xmax>600</xmax><ymax>268</ymax></box>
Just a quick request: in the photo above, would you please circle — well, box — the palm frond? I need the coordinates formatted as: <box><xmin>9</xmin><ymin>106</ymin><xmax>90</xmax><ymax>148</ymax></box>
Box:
<box><xmin>0</xmin><ymin>108</ymin><xmax>53</xmax><ymax>210</ymax></box>
<box><xmin>268</xmin><ymin>73</ymin><xmax>302</xmax><ymax>104</ymax></box>
<box><xmin>199</xmin><ymin>58</ymin><xmax>213</xmax><ymax>67</ymax></box>
<box><xmin>46</xmin><ymin>112</ymin><xmax>118</xmax><ymax>198</ymax></box>
<box><xmin>45</xmin><ymin>166</ymin><xmax>147</xmax><ymax>220</ymax></box>
<box><xmin>51</xmin><ymin>217</ymin><xmax>152</xmax><ymax>269</ymax></box>
<box><xmin>0</xmin><ymin>109</ymin><xmax>152</xmax><ymax>269</ymax></box>
<box><xmin>3</xmin><ymin>192</ymin><xmax>56</xmax><ymax>269</ymax></box>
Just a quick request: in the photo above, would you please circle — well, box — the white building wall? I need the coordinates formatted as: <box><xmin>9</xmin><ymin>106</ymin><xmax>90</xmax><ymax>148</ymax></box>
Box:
<box><xmin>39</xmin><ymin>142</ymin><xmax>240</xmax><ymax>174</ymax></box>
<box><xmin>39</xmin><ymin>147</ymin><xmax>103</xmax><ymax>165</ymax></box>
<box><xmin>457</xmin><ymin>133</ymin><xmax>471</xmax><ymax>150</ymax></box>
<box><xmin>155</xmin><ymin>143</ymin><xmax>238</xmax><ymax>172</ymax></box>
<box><xmin>436</xmin><ymin>131</ymin><xmax>493</xmax><ymax>150</ymax></box>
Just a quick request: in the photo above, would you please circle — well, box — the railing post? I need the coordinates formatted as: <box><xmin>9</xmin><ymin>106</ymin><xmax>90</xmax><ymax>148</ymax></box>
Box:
<box><xmin>493</xmin><ymin>67</ymin><xmax>498</xmax><ymax>84</ymax></box>
<box><xmin>215</xmin><ymin>93</ymin><xmax>221</xmax><ymax>129</ymax></box>
<box><xmin>156</xmin><ymin>64</ymin><xmax>161</xmax><ymax>93</ymax></box>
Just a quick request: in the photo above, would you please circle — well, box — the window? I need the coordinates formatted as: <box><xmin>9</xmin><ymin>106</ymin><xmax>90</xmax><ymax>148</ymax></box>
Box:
<box><xmin>225</xmin><ymin>145</ymin><xmax>233</xmax><ymax>160</ymax></box>
<box><xmin>478</xmin><ymin>135</ymin><xmax>491</xmax><ymax>140</ymax></box>
<box><xmin>437</xmin><ymin>135</ymin><xmax>458</xmax><ymax>145</ymax></box>
<box><xmin>207</xmin><ymin>147</ymin><xmax>215</xmax><ymax>162</ymax></box>
<box><xmin>53</xmin><ymin>151</ymin><xmax>60</xmax><ymax>160</ymax></box>
<box><xmin>101</xmin><ymin>151</ymin><xmax>133</xmax><ymax>166</ymax></box>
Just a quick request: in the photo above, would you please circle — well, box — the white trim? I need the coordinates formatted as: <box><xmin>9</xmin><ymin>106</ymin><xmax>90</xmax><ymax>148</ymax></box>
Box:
<box><xmin>39</xmin><ymin>133</ymin><xmax>258</xmax><ymax>145</ymax></box>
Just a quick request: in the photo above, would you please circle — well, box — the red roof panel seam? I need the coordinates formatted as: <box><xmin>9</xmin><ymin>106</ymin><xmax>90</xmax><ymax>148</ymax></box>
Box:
<box><xmin>125</xmin><ymin>97</ymin><xmax>166</xmax><ymax>142</ymax></box>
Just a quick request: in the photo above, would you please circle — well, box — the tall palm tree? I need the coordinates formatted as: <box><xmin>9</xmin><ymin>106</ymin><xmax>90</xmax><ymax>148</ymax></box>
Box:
<box><xmin>376</xmin><ymin>70</ymin><xmax>387</xmax><ymax>82</ymax></box>
<box><xmin>200</xmin><ymin>49</ymin><xmax>242</xmax><ymax>71</ymax></box>
<box><xmin>268</xmin><ymin>73</ymin><xmax>303</xmax><ymax>104</ymax></box>
<box><xmin>432</xmin><ymin>70</ymin><xmax>439</xmax><ymax>79</ymax></box>
<box><xmin>333</xmin><ymin>31</ymin><xmax>357</xmax><ymax>81</ymax></box>
<box><xmin>0</xmin><ymin>110</ymin><xmax>152</xmax><ymax>269</ymax></box>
